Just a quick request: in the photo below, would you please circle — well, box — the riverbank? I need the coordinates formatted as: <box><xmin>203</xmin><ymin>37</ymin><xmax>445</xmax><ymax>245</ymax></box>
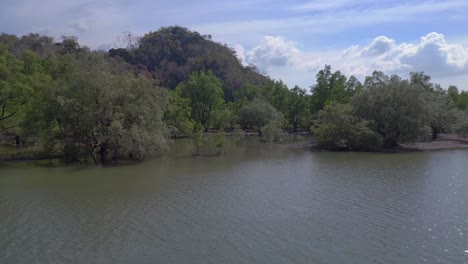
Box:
<box><xmin>287</xmin><ymin>134</ymin><xmax>468</xmax><ymax>152</ymax></box>
<box><xmin>2</xmin><ymin>134</ymin><xmax>468</xmax><ymax>163</ymax></box>
<box><xmin>401</xmin><ymin>134</ymin><xmax>468</xmax><ymax>151</ymax></box>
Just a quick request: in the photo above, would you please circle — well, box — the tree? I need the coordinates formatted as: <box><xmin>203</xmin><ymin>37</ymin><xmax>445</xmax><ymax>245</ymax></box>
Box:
<box><xmin>410</xmin><ymin>71</ymin><xmax>433</xmax><ymax>91</ymax></box>
<box><xmin>164</xmin><ymin>90</ymin><xmax>194</xmax><ymax>138</ymax></box>
<box><xmin>176</xmin><ymin>71</ymin><xmax>224</xmax><ymax>129</ymax></box>
<box><xmin>352</xmin><ymin>74</ymin><xmax>428</xmax><ymax>147</ymax></box>
<box><xmin>236</xmin><ymin>99</ymin><xmax>284</xmax><ymax>130</ymax></box>
<box><xmin>424</xmin><ymin>90</ymin><xmax>457</xmax><ymax>140</ymax></box>
<box><xmin>312</xmin><ymin>103</ymin><xmax>381</xmax><ymax>150</ymax></box>
<box><xmin>128</xmin><ymin>26</ymin><xmax>268</xmax><ymax>95</ymax></box>
<box><xmin>310</xmin><ymin>65</ymin><xmax>350</xmax><ymax>113</ymax></box>
<box><xmin>37</xmin><ymin>52</ymin><xmax>170</xmax><ymax>162</ymax></box>
<box><xmin>192</xmin><ymin>129</ymin><xmax>206</xmax><ymax>156</ymax></box>
<box><xmin>215</xmin><ymin>130</ymin><xmax>226</xmax><ymax>155</ymax></box>
<box><xmin>310</xmin><ymin>65</ymin><xmax>332</xmax><ymax>113</ymax></box>
<box><xmin>409</xmin><ymin>71</ymin><xmax>456</xmax><ymax>139</ymax></box>
<box><xmin>287</xmin><ymin>86</ymin><xmax>311</xmax><ymax>132</ymax></box>
<box><xmin>448</xmin><ymin>85</ymin><xmax>468</xmax><ymax>110</ymax></box>
<box><xmin>454</xmin><ymin>110</ymin><xmax>468</xmax><ymax>137</ymax></box>
<box><xmin>0</xmin><ymin>47</ymin><xmax>50</xmax><ymax>144</ymax></box>
<box><xmin>345</xmin><ymin>75</ymin><xmax>363</xmax><ymax>96</ymax></box>
<box><xmin>210</xmin><ymin>102</ymin><xmax>235</xmax><ymax>130</ymax></box>
<box><xmin>234</xmin><ymin>83</ymin><xmax>261</xmax><ymax>102</ymax></box>
<box><xmin>363</xmin><ymin>70</ymin><xmax>390</xmax><ymax>88</ymax></box>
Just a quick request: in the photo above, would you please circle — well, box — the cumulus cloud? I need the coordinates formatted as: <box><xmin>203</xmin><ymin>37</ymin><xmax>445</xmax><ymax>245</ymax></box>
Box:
<box><xmin>234</xmin><ymin>32</ymin><xmax>468</xmax><ymax>89</ymax></box>
<box><xmin>233</xmin><ymin>35</ymin><xmax>326</xmax><ymax>87</ymax></box>
<box><xmin>360</xmin><ymin>32</ymin><xmax>468</xmax><ymax>77</ymax></box>
<box><xmin>232</xmin><ymin>44</ymin><xmax>247</xmax><ymax>66</ymax></box>
<box><xmin>246</xmin><ymin>36</ymin><xmax>300</xmax><ymax>69</ymax></box>
<box><xmin>399</xmin><ymin>32</ymin><xmax>468</xmax><ymax>75</ymax></box>
<box><xmin>361</xmin><ymin>36</ymin><xmax>395</xmax><ymax>56</ymax></box>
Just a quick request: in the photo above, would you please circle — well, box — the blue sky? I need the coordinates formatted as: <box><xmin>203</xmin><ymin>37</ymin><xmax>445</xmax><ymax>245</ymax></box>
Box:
<box><xmin>1</xmin><ymin>0</ymin><xmax>468</xmax><ymax>89</ymax></box>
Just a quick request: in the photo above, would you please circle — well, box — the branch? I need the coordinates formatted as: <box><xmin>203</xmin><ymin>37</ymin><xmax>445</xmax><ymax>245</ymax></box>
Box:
<box><xmin>0</xmin><ymin>125</ymin><xmax>18</xmax><ymax>133</ymax></box>
<box><xmin>0</xmin><ymin>110</ymin><xmax>19</xmax><ymax>121</ymax></box>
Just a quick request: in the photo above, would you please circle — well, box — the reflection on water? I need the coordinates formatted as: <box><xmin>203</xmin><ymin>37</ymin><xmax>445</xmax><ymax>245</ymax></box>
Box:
<box><xmin>1</xmin><ymin>139</ymin><xmax>468</xmax><ymax>264</ymax></box>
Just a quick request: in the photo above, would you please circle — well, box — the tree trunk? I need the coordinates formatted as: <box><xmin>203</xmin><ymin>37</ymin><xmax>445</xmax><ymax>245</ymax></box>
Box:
<box><xmin>15</xmin><ymin>135</ymin><xmax>20</xmax><ymax>146</ymax></box>
<box><xmin>383</xmin><ymin>136</ymin><xmax>399</xmax><ymax>148</ymax></box>
<box><xmin>293</xmin><ymin>123</ymin><xmax>298</xmax><ymax>133</ymax></box>
<box><xmin>99</xmin><ymin>142</ymin><xmax>110</xmax><ymax>163</ymax></box>
<box><xmin>432</xmin><ymin>127</ymin><xmax>438</xmax><ymax>140</ymax></box>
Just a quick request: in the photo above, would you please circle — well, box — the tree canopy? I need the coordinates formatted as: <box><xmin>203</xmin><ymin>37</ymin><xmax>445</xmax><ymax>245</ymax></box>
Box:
<box><xmin>1</xmin><ymin>28</ymin><xmax>468</xmax><ymax>161</ymax></box>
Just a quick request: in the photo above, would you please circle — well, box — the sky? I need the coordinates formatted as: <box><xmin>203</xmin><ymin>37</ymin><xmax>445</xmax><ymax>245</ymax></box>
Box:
<box><xmin>1</xmin><ymin>0</ymin><xmax>468</xmax><ymax>89</ymax></box>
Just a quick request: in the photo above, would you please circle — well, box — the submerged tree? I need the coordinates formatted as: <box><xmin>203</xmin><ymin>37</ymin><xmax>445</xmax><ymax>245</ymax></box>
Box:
<box><xmin>215</xmin><ymin>130</ymin><xmax>226</xmax><ymax>155</ymax></box>
<box><xmin>192</xmin><ymin>129</ymin><xmax>207</xmax><ymax>156</ymax></box>
<box><xmin>34</xmin><ymin>52</ymin><xmax>170</xmax><ymax>162</ymax></box>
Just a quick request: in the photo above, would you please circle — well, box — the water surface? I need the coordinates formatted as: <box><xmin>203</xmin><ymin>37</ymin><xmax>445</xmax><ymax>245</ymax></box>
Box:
<box><xmin>1</xmin><ymin>139</ymin><xmax>468</xmax><ymax>263</ymax></box>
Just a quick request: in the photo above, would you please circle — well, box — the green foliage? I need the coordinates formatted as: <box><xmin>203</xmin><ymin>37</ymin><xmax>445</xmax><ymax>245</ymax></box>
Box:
<box><xmin>263</xmin><ymin>80</ymin><xmax>291</xmax><ymax>115</ymax></box>
<box><xmin>0</xmin><ymin>47</ymin><xmax>51</xmax><ymax>142</ymax></box>
<box><xmin>448</xmin><ymin>85</ymin><xmax>468</xmax><ymax>110</ymax></box>
<box><xmin>424</xmin><ymin>90</ymin><xmax>457</xmax><ymax>139</ymax></box>
<box><xmin>312</xmin><ymin>103</ymin><xmax>382</xmax><ymax>150</ymax></box>
<box><xmin>164</xmin><ymin>91</ymin><xmax>194</xmax><ymax>138</ymax></box>
<box><xmin>234</xmin><ymin>83</ymin><xmax>262</xmax><ymax>101</ymax></box>
<box><xmin>177</xmin><ymin>71</ymin><xmax>224</xmax><ymax>129</ymax></box>
<box><xmin>352</xmin><ymin>74</ymin><xmax>428</xmax><ymax>147</ymax></box>
<box><xmin>260</xmin><ymin>121</ymin><xmax>286</xmax><ymax>143</ymax></box>
<box><xmin>3</xmin><ymin>29</ymin><xmax>468</xmax><ymax>161</ymax></box>
<box><xmin>215</xmin><ymin>130</ymin><xmax>226</xmax><ymax>155</ymax></box>
<box><xmin>454</xmin><ymin>110</ymin><xmax>468</xmax><ymax>137</ymax></box>
<box><xmin>286</xmin><ymin>86</ymin><xmax>311</xmax><ymax>131</ymax></box>
<box><xmin>113</xmin><ymin>26</ymin><xmax>268</xmax><ymax>100</ymax></box>
<box><xmin>237</xmin><ymin>99</ymin><xmax>284</xmax><ymax>130</ymax></box>
<box><xmin>210</xmin><ymin>103</ymin><xmax>235</xmax><ymax>130</ymax></box>
<box><xmin>310</xmin><ymin>65</ymin><xmax>360</xmax><ymax>113</ymax></box>
<box><xmin>35</xmin><ymin>52</ymin><xmax>169</xmax><ymax>162</ymax></box>
<box><xmin>192</xmin><ymin>129</ymin><xmax>207</xmax><ymax>156</ymax></box>
<box><xmin>231</xmin><ymin>124</ymin><xmax>245</xmax><ymax>142</ymax></box>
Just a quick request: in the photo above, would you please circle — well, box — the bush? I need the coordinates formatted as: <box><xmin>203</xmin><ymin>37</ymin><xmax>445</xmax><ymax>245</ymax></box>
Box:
<box><xmin>312</xmin><ymin>103</ymin><xmax>382</xmax><ymax>150</ymax></box>
<box><xmin>237</xmin><ymin>99</ymin><xmax>283</xmax><ymax>130</ymax></box>
<box><xmin>260</xmin><ymin>121</ymin><xmax>286</xmax><ymax>142</ymax></box>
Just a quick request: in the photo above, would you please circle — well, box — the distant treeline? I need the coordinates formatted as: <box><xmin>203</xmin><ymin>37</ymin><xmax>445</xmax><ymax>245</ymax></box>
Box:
<box><xmin>1</xmin><ymin>26</ymin><xmax>467</xmax><ymax>162</ymax></box>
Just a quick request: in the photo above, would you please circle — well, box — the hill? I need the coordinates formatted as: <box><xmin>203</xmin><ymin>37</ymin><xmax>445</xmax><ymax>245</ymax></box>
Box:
<box><xmin>109</xmin><ymin>26</ymin><xmax>270</xmax><ymax>101</ymax></box>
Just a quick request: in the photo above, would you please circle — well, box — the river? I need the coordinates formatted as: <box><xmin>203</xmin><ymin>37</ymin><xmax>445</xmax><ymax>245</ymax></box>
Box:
<box><xmin>1</xmin><ymin>139</ymin><xmax>468</xmax><ymax>263</ymax></box>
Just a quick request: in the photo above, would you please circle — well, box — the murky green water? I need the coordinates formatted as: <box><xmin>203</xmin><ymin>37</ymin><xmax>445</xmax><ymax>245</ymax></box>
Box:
<box><xmin>1</xmin><ymin>139</ymin><xmax>468</xmax><ymax>263</ymax></box>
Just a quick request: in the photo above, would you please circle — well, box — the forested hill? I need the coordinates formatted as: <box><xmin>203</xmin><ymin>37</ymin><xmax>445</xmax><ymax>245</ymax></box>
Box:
<box><xmin>0</xmin><ymin>26</ymin><xmax>270</xmax><ymax>101</ymax></box>
<box><xmin>109</xmin><ymin>26</ymin><xmax>269</xmax><ymax>101</ymax></box>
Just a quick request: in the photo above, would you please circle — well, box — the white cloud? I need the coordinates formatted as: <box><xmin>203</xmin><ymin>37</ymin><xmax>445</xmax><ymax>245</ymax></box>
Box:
<box><xmin>361</xmin><ymin>36</ymin><xmax>395</xmax><ymax>56</ymax></box>
<box><xmin>246</xmin><ymin>36</ymin><xmax>300</xmax><ymax>69</ymax></box>
<box><xmin>290</xmin><ymin>0</ymin><xmax>358</xmax><ymax>12</ymax></box>
<box><xmin>233</xmin><ymin>44</ymin><xmax>247</xmax><ymax>66</ymax></box>
<box><xmin>399</xmin><ymin>32</ymin><xmax>468</xmax><ymax>75</ymax></box>
<box><xmin>235</xmin><ymin>32</ymin><xmax>468</xmax><ymax>89</ymax></box>
<box><xmin>356</xmin><ymin>32</ymin><xmax>468</xmax><ymax>77</ymax></box>
<box><xmin>194</xmin><ymin>1</ymin><xmax>468</xmax><ymax>45</ymax></box>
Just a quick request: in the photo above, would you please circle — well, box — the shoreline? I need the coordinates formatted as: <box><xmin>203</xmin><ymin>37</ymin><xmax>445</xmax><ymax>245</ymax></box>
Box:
<box><xmin>284</xmin><ymin>134</ymin><xmax>468</xmax><ymax>153</ymax></box>
<box><xmin>2</xmin><ymin>135</ymin><xmax>468</xmax><ymax>163</ymax></box>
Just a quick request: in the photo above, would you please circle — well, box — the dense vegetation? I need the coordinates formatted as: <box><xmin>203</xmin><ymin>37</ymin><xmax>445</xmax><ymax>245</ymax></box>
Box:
<box><xmin>1</xmin><ymin>27</ymin><xmax>468</xmax><ymax>162</ymax></box>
